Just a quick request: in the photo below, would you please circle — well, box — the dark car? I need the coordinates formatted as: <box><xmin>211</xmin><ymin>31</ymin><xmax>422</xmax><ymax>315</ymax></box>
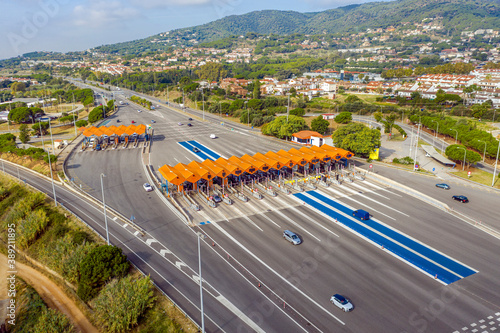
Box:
<box><xmin>352</xmin><ymin>209</ymin><xmax>370</xmax><ymax>220</ymax></box>
<box><xmin>452</xmin><ymin>195</ymin><xmax>469</xmax><ymax>203</ymax></box>
<box><xmin>193</xmin><ymin>147</ymin><xmax>200</xmax><ymax>153</ymax></box>
<box><xmin>151</xmin><ymin>119</ymin><xmax>156</xmax><ymax>123</ymax></box>
<box><xmin>116</xmin><ymin>119</ymin><xmax>121</xmax><ymax>123</ymax></box>
<box><xmin>436</xmin><ymin>183</ymin><xmax>450</xmax><ymax>190</ymax></box>
<box><xmin>188</xmin><ymin>118</ymin><xmax>193</xmax><ymax>121</ymax></box>
<box><xmin>187</xmin><ymin>123</ymin><xmax>192</xmax><ymax>127</ymax></box>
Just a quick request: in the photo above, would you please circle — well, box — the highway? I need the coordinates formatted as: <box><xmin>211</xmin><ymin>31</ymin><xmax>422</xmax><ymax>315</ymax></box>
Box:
<box><xmin>21</xmin><ymin>78</ymin><xmax>500</xmax><ymax>332</ymax></box>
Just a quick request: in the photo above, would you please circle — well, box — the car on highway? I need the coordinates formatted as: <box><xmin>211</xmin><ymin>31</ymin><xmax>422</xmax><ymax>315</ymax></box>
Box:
<box><xmin>178</xmin><ymin>122</ymin><xmax>183</xmax><ymax>126</ymax></box>
<box><xmin>131</xmin><ymin>120</ymin><xmax>136</xmax><ymax>124</ymax></box>
<box><xmin>151</xmin><ymin>119</ymin><xmax>156</xmax><ymax>123</ymax></box>
<box><xmin>210</xmin><ymin>134</ymin><xmax>216</xmax><ymax>139</ymax></box>
<box><xmin>192</xmin><ymin>147</ymin><xmax>200</xmax><ymax>153</ymax></box>
<box><xmin>330</xmin><ymin>294</ymin><xmax>353</xmax><ymax>312</ymax></box>
<box><xmin>213</xmin><ymin>195</ymin><xmax>222</xmax><ymax>203</ymax></box>
<box><xmin>283</xmin><ymin>230</ymin><xmax>301</xmax><ymax>245</ymax></box>
<box><xmin>138</xmin><ymin>109</ymin><xmax>142</xmax><ymax>112</ymax></box>
<box><xmin>452</xmin><ymin>195</ymin><xmax>469</xmax><ymax>203</ymax></box>
<box><xmin>95</xmin><ymin>144</ymin><xmax>101</xmax><ymax>151</ymax></box>
<box><xmin>352</xmin><ymin>209</ymin><xmax>370</xmax><ymax>220</ymax></box>
<box><xmin>187</xmin><ymin>123</ymin><xmax>192</xmax><ymax>127</ymax></box>
<box><xmin>143</xmin><ymin>183</ymin><xmax>153</xmax><ymax>192</ymax></box>
<box><xmin>436</xmin><ymin>183</ymin><xmax>450</xmax><ymax>190</ymax></box>
<box><xmin>116</xmin><ymin>119</ymin><xmax>121</xmax><ymax>123</ymax></box>
<box><xmin>188</xmin><ymin>118</ymin><xmax>193</xmax><ymax>121</ymax></box>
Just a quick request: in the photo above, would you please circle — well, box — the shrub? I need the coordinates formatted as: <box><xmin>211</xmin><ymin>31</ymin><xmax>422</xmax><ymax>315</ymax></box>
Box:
<box><xmin>92</xmin><ymin>275</ymin><xmax>156</xmax><ymax>333</ymax></box>
<box><xmin>77</xmin><ymin>245</ymin><xmax>130</xmax><ymax>302</ymax></box>
<box><xmin>75</xmin><ymin>119</ymin><xmax>88</xmax><ymax>127</ymax></box>
<box><xmin>334</xmin><ymin>112</ymin><xmax>352</xmax><ymax>124</ymax></box>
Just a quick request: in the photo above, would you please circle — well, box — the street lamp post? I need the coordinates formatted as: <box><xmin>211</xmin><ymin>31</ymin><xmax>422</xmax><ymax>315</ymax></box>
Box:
<box><xmin>431</xmin><ymin>120</ymin><xmax>438</xmax><ymax>148</ymax></box>
<box><xmin>477</xmin><ymin>140</ymin><xmax>487</xmax><ymax>163</ymax></box>
<box><xmin>197</xmin><ymin>233</ymin><xmax>205</xmax><ymax>333</ymax></box>
<box><xmin>72</xmin><ymin>93</ymin><xmax>77</xmax><ymax>137</ymax></box>
<box><xmin>40</xmin><ymin>119</ymin><xmax>57</xmax><ymax>206</ymax></box>
<box><xmin>202</xmin><ymin>89</ymin><xmax>205</xmax><ymax>121</ymax></box>
<box><xmin>457</xmin><ymin>147</ymin><xmax>466</xmax><ymax>171</ymax></box>
<box><xmin>450</xmin><ymin>128</ymin><xmax>458</xmax><ymax>144</ymax></box>
<box><xmin>100</xmin><ymin>173</ymin><xmax>110</xmax><ymax>245</ymax></box>
<box><xmin>492</xmin><ymin>140</ymin><xmax>500</xmax><ymax>187</ymax></box>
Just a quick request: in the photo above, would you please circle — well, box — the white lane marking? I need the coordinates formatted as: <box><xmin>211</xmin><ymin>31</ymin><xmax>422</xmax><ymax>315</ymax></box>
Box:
<box><xmin>146</xmin><ymin>238</ymin><xmax>157</xmax><ymax>246</ymax></box>
<box><xmin>258</xmin><ymin>199</ymin><xmax>321</xmax><ymax>242</ymax></box>
<box><xmin>134</xmin><ymin>231</ymin><xmax>140</xmax><ymax>236</ymax></box>
<box><xmin>113</xmin><ymin>216</ymin><xmax>118</xmax><ymax>221</ymax></box>
<box><xmin>211</xmin><ymin>222</ymin><xmax>345</xmax><ymax>326</ymax></box>
<box><xmin>364</xmin><ymin>181</ymin><xmax>402</xmax><ymax>197</ymax></box>
<box><xmin>160</xmin><ymin>249</ymin><xmax>171</xmax><ymax>256</ymax></box>
<box><xmin>197</xmin><ymin>231</ymin><xmax>316</xmax><ymax>333</ymax></box>
<box><xmin>215</xmin><ymin>202</ymin><xmax>264</xmax><ymax>231</ymax></box>
<box><xmin>273</xmin><ymin>195</ymin><xmax>339</xmax><ymax>238</ymax></box>
<box><xmin>216</xmin><ymin>295</ymin><xmax>266</xmax><ymax>333</ymax></box>
<box><xmin>301</xmin><ymin>192</ymin><xmax>465</xmax><ymax>282</ymax></box>
<box><xmin>326</xmin><ymin>187</ymin><xmax>396</xmax><ymax>221</ymax></box>
<box><xmin>341</xmin><ymin>186</ymin><xmax>409</xmax><ymax>217</ymax></box>
<box><xmin>244</xmin><ymin>200</ymin><xmax>281</xmax><ymax>228</ymax></box>
<box><xmin>122</xmin><ymin>223</ymin><xmax>127</xmax><ymax>228</ymax></box>
<box><xmin>349</xmin><ymin>182</ymin><xmax>391</xmax><ymax>200</ymax></box>
<box><xmin>175</xmin><ymin>261</ymin><xmax>187</xmax><ymax>270</ymax></box>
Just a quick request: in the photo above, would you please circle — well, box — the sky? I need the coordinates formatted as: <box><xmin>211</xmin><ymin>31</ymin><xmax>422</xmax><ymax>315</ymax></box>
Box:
<box><xmin>0</xmin><ymin>0</ymin><xmax>384</xmax><ymax>60</ymax></box>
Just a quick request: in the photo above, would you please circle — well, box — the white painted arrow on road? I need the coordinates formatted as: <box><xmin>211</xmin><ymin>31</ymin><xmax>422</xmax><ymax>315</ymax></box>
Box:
<box><xmin>160</xmin><ymin>249</ymin><xmax>171</xmax><ymax>257</ymax></box>
<box><xmin>146</xmin><ymin>238</ymin><xmax>157</xmax><ymax>246</ymax></box>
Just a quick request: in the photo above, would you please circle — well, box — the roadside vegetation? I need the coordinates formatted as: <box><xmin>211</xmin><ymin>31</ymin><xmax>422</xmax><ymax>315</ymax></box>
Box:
<box><xmin>0</xmin><ymin>174</ymin><xmax>195</xmax><ymax>332</ymax></box>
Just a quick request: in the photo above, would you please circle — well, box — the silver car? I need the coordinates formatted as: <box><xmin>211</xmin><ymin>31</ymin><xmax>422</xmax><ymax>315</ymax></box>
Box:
<box><xmin>330</xmin><ymin>294</ymin><xmax>353</xmax><ymax>312</ymax></box>
<box><xmin>283</xmin><ymin>230</ymin><xmax>301</xmax><ymax>245</ymax></box>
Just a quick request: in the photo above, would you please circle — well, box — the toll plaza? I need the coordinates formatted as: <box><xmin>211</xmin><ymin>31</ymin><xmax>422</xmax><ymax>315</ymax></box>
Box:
<box><xmin>157</xmin><ymin>144</ymin><xmax>361</xmax><ymax>209</ymax></box>
<box><xmin>79</xmin><ymin>124</ymin><xmax>151</xmax><ymax>151</ymax></box>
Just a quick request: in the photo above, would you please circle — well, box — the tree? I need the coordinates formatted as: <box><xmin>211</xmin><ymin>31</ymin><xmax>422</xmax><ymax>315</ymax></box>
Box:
<box><xmin>253</xmin><ymin>80</ymin><xmax>261</xmax><ymax>99</ymax></box>
<box><xmin>345</xmin><ymin>95</ymin><xmax>360</xmax><ymax>103</ymax></box>
<box><xmin>19</xmin><ymin>124</ymin><xmax>30</xmax><ymax>144</ymax></box>
<box><xmin>195</xmin><ymin>63</ymin><xmax>228</xmax><ymax>82</ymax></box>
<box><xmin>10</xmin><ymin>82</ymin><xmax>26</xmax><ymax>93</ymax></box>
<box><xmin>289</xmin><ymin>107</ymin><xmax>305</xmax><ymax>116</ymax></box>
<box><xmin>332</xmin><ymin>123</ymin><xmax>381</xmax><ymax>157</ymax></box>
<box><xmin>75</xmin><ymin>120</ymin><xmax>88</xmax><ymax>128</ymax></box>
<box><xmin>335</xmin><ymin>112</ymin><xmax>352</xmax><ymax>124</ymax></box>
<box><xmin>247</xmin><ymin>99</ymin><xmax>263</xmax><ymax>110</ymax></box>
<box><xmin>311</xmin><ymin>116</ymin><xmax>329</xmax><ymax>134</ymax></box>
<box><xmin>32</xmin><ymin>122</ymin><xmax>49</xmax><ymax>135</ymax></box>
<box><xmin>261</xmin><ymin>115</ymin><xmax>307</xmax><ymax>139</ymax></box>
<box><xmin>77</xmin><ymin>245</ymin><xmax>129</xmax><ymax>302</ymax></box>
<box><xmin>8</xmin><ymin>107</ymin><xmax>32</xmax><ymax>123</ymax></box>
<box><xmin>445</xmin><ymin>145</ymin><xmax>481</xmax><ymax>167</ymax></box>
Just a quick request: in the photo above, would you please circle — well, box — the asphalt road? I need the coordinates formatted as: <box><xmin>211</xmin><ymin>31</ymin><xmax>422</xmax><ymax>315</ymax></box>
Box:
<box><xmin>56</xmin><ymin>79</ymin><xmax>500</xmax><ymax>332</ymax></box>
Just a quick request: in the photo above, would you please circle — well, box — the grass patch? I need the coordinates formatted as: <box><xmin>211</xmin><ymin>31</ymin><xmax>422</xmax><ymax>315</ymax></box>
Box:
<box><xmin>453</xmin><ymin>167</ymin><xmax>500</xmax><ymax>189</ymax></box>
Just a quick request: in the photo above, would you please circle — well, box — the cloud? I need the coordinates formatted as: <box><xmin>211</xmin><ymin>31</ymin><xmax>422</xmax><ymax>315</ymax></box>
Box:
<box><xmin>73</xmin><ymin>1</ymin><xmax>140</xmax><ymax>27</ymax></box>
<box><xmin>129</xmin><ymin>0</ymin><xmax>212</xmax><ymax>9</ymax></box>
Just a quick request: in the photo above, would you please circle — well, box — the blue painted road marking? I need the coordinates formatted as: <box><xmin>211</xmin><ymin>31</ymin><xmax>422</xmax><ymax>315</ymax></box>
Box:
<box><xmin>295</xmin><ymin>191</ymin><xmax>477</xmax><ymax>284</ymax></box>
<box><xmin>187</xmin><ymin>140</ymin><xmax>221</xmax><ymax>160</ymax></box>
<box><xmin>178</xmin><ymin>141</ymin><xmax>213</xmax><ymax>161</ymax></box>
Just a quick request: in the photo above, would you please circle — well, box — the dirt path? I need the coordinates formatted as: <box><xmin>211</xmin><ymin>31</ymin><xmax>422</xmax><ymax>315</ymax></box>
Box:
<box><xmin>0</xmin><ymin>254</ymin><xmax>99</xmax><ymax>333</ymax></box>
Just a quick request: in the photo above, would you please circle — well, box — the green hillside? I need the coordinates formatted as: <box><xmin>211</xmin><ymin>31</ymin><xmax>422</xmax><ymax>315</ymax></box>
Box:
<box><xmin>93</xmin><ymin>0</ymin><xmax>500</xmax><ymax>54</ymax></box>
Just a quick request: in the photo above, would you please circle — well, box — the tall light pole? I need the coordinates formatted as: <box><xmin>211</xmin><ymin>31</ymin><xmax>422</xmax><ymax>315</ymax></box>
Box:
<box><xmin>197</xmin><ymin>233</ymin><xmax>205</xmax><ymax>333</ymax></box>
<box><xmin>477</xmin><ymin>140</ymin><xmax>487</xmax><ymax>163</ymax></box>
<box><xmin>72</xmin><ymin>93</ymin><xmax>77</xmax><ymax>137</ymax></box>
<box><xmin>100</xmin><ymin>173</ymin><xmax>110</xmax><ymax>245</ymax></box>
<box><xmin>450</xmin><ymin>128</ymin><xmax>458</xmax><ymax>144</ymax></box>
<box><xmin>457</xmin><ymin>147</ymin><xmax>466</xmax><ymax>171</ymax></box>
<box><xmin>413</xmin><ymin>122</ymin><xmax>420</xmax><ymax>171</ymax></box>
<box><xmin>40</xmin><ymin>119</ymin><xmax>57</xmax><ymax>207</ymax></box>
<box><xmin>492</xmin><ymin>139</ymin><xmax>500</xmax><ymax>187</ymax></box>
<box><xmin>202</xmin><ymin>89</ymin><xmax>205</xmax><ymax>121</ymax></box>
<box><xmin>48</xmin><ymin>119</ymin><xmax>56</xmax><ymax>160</ymax></box>
<box><xmin>431</xmin><ymin>119</ymin><xmax>438</xmax><ymax>148</ymax></box>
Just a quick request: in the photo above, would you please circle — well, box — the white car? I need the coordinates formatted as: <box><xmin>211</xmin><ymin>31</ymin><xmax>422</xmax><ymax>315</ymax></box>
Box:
<box><xmin>143</xmin><ymin>183</ymin><xmax>153</xmax><ymax>192</ymax></box>
<box><xmin>138</xmin><ymin>109</ymin><xmax>142</xmax><ymax>113</ymax></box>
<box><xmin>210</xmin><ymin>134</ymin><xmax>216</xmax><ymax>139</ymax></box>
<box><xmin>330</xmin><ymin>294</ymin><xmax>353</xmax><ymax>312</ymax></box>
